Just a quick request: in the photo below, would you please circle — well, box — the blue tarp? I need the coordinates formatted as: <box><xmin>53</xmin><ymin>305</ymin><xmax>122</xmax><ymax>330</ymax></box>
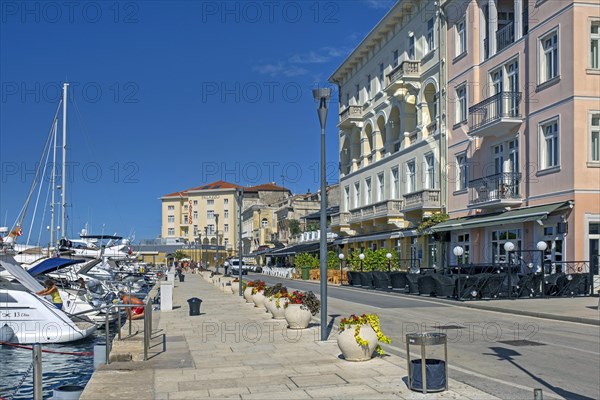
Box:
<box><xmin>28</xmin><ymin>258</ymin><xmax>86</xmax><ymax>277</ymax></box>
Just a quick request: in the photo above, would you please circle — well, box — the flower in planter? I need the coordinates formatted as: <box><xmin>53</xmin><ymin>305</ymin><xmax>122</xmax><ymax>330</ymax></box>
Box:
<box><xmin>285</xmin><ymin>290</ymin><xmax>320</xmax><ymax>315</ymax></box>
<box><xmin>272</xmin><ymin>291</ymin><xmax>289</xmax><ymax>308</ymax></box>
<box><xmin>264</xmin><ymin>283</ymin><xmax>287</xmax><ymax>297</ymax></box>
<box><xmin>251</xmin><ymin>280</ymin><xmax>267</xmax><ymax>294</ymax></box>
<box><xmin>339</xmin><ymin>313</ymin><xmax>391</xmax><ymax>355</ymax></box>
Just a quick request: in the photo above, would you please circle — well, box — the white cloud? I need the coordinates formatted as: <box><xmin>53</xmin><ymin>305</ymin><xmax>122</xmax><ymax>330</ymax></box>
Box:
<box><xmin>253</xmin><ymin>47</ymin><xmax>351</xmax><ymax>78</ymax></box>
<box><xmin>363</xmin><ymin>0</ymin><xmax>395</xmax><ymax>10</ymax></box>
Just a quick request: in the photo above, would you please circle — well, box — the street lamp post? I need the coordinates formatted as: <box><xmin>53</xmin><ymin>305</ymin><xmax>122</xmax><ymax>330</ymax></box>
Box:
<box><xmin>386</xmin><ymin>252</ymin><xmax>392</xmax><ymax>273</ymax></box>
<box><xmin>338</xmin><ymin>253</ymin><xmax>344</xmax><ymax>285</ymax></box>
<box><xmin>359</xmin><ymin>253</ymin><xmax>365</xmax><ymax>272</ymax></box>
<box><xmin>537</xmin><ymin>241</ymin><xmax>548</xmax><ymax>295</ymax></box>
<box><xmin>215</xmin><ymin>214</ymin><xmax>220</xmax><ymax>274</ymax></box>
<box><xmin>198</xmin><ymin>232</ymin><xmax>202</xmax><ymax>269</ymax></box>
<box><xmin>504</xmin><ymin>241</ymin><xmax>515</xmax><ymax>298</ymax></box>
<box><xmin>453</xmin><ymin>246</ymin><xmax>464</xmax><ymax>300</ymax></box>
<box><xmin>313</xmin><ymin>86</ymin><xmax>331</xmax><ymax>342</ymax></box>
<box><xmin>204</xmin><ymin>226</ymin><xmax>208</xmax><ymax>268</ymax></box>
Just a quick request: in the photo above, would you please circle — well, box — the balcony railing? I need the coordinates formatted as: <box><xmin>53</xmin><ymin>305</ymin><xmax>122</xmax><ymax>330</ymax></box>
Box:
<box><xmin>349</xmin><ymin>199</ymin><xmax>404</xmax><ymax>224</ymax></box>
<box><xmin>403</xmin><ymin>189</ymin><xmax>441</xmax><ymax>210</ymax></box>
<box><xmin>496</xmin><ymin>22</ymin><xmax>514</xmax><ymax>53</ymax></box>
<box><xmin>339</xmin><ymin>105</ymin><xmax>362</xmax><ymax>126</ymax></box>
<box><xmin>469</xmin><ymin>91</ymin><xmax>522</xmax><ymax>132</ymax></box>
<box><xmin>331</xmin><ymin>212</ymin><xmax>350</xmax><ymax>226</ymax></box>
<box><xmin>386</xmin><ymin>60</ymin><xmax>420</xmax><ymax>86</ymax></box>
<box><xmin>468</xmin><ymin>172</ymin><xmax>522</xmax><ymax>205</ymax></box>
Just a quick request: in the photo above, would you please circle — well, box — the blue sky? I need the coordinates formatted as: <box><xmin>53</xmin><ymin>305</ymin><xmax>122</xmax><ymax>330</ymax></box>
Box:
<box><xmin>0</xmin><ymin>0</ymin><xmax>394</xmax><ymax>243</ymax></box>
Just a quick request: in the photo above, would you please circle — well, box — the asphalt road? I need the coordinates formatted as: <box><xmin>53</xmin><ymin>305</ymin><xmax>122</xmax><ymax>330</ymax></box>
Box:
<box><xmin>249</xmin><ymin>273</ymin><xmax>600</xmax><ymax>400</ymax></box>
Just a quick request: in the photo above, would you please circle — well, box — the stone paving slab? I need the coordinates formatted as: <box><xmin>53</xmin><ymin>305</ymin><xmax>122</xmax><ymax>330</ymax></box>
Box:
<box><xmin>81</xmin><ymin>273</ymin><xmax>503</xmax><ymax>400</ymax></box>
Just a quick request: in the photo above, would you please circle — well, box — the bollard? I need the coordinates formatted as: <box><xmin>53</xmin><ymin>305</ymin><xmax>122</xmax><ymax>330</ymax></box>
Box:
<box><xmin>33</xmin><ymin>343</ymin><xmax>42</xmax><ymax>400</ymax></box>
<box><xmin>52</xmin><ymin>385</ymin><xmax>84</xmax><ymax>399</ymax></box>
<box><xmin>93</xmin><ymin>343</ymin><xmax>107</xmax><ymax>369</ymax></box>
<box><xmin>160</xmin><ymin>281</ymin><xmax>173</xmax><ymax>311</ymax></box>
<box><xmin>534</xmin><ymin>388</ymin><xmax>544</xmax><ymax>400</ymax></box>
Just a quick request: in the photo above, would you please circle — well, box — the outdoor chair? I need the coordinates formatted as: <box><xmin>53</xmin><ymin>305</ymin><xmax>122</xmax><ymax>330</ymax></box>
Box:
<box><xmin>347</xmin><ymin>271</ymin><xmax>362</xmax><ymax>287</ymax></box>
<box><xmin>372</xmin><ymin>271</ymin><xmax>391</xmax><ymax>290</ymax></box>
<box><xmin>417</xmin><ymin>274</ymin><xmax>436</xmax><ymax>296</ymax></box>
<box><xmin>358</xmin><ymin>272</ymin><xmax>374</xmax><ymax>289</ymax></box>
<box><xmin>390</xmin><ymin>272</ymin><xmax>408</xmax><ymax>291</ymax></box>
<box><xmin>406</xmin><ymin>274</ymin><xmax>420</xmax><ymax>294</ymax></box>
<box><xmin>430</xmin><ymin>274</ymin><xmax>456</xmax><ymax>298</ymax></box>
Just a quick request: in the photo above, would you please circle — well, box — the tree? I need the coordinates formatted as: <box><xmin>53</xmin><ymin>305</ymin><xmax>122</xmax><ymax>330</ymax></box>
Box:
<box><xmin>174</xmin><ymin>250</ymin><xmax>186</xmax><ymax>260</ymax></box>
<box><xmin>289</xmin><ymin>219</ymin><xmax>301</xmax><ymax>235</ymax></box>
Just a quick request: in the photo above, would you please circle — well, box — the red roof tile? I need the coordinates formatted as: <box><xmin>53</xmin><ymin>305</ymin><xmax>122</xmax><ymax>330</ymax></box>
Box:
<box><xmin>162</xmin><ymin>180</ymin><xmax>241</xmax><ymax>197</ymax></box>
<box><xmin>244</xmin><ymin>183</ymin><xmax>290</xmax><ymax>192</ymax></box>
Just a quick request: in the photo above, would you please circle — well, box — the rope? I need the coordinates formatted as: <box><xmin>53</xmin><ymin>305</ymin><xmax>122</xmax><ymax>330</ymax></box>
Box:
<box><xmin>0</xmin><ymin>342</ymin><xmax>92</xmax><ymax>356</ymax></box>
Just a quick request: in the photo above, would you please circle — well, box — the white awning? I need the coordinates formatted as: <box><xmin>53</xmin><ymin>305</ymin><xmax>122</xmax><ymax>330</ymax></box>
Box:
<box><xmin>334</xmin><ymin>229</ymin><xmax>418</xmax><ymax>245</ymax></box>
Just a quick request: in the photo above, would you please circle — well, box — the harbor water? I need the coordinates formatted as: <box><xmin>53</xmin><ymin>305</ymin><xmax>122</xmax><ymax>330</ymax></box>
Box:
<box><xmin>0</xmin><ymin>329</ymin><xmax>116</xmax><ymax>399</ymax></box>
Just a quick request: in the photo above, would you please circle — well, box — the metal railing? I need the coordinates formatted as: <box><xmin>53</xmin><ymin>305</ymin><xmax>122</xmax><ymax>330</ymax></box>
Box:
<box><xmin>104</xmin><ymin>296</ymin><xmax>153</xmax><ymax>364</ymax></box>
<box><xmin>496</xmin><ymin>22</ymin><xmax>514</xmax><ymax>52</ymax></box>
<box><xmin>469</xmin><ymin>91</ymin><xmax>522</xmax><ymax>131</ymax></box>
<box><xmin>468</xmin><ymin>172</ymin><xmax>521</xmax><ymax>204</ymax></box>
<box><xmin>386</xmin><ymin>60</ymin><xmax>420</xmax><ymax>85</ymax></box>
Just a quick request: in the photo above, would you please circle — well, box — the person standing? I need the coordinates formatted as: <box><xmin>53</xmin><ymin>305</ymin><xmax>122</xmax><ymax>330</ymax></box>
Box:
<box><xmin>36</xmin><ymin>279</ymin><xmax>63</xmax><ymax>310</ymax></box>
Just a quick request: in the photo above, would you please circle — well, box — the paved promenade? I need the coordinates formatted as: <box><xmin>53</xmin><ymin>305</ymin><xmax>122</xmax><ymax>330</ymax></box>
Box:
<box><xmin>81</xmin><ymin>273</ymin><xmax>503</xmax><ymax>399</ymax></box>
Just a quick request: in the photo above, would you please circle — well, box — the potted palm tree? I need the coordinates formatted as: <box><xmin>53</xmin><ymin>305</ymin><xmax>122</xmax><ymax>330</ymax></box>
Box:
<box><xmin>337</xmin><ymin>313</ymin><xmax>391</xmax><ymax>361</ymax></box>
<box><xmin>284</xmin><ymin>290</ymin><xmax>320</xmax><ymax>329</ymax></box>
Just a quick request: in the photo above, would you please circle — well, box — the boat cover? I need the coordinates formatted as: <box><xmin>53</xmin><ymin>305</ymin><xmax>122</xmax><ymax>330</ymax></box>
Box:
<box><xmin>0</xmin><ymin>254</ymin><xmax>44</xmax><ymax>292</ymax></box>
<box><xmin>28</xmin><ymin>257</ymin><xmax>86</xmax><ymax>277</ymax></box>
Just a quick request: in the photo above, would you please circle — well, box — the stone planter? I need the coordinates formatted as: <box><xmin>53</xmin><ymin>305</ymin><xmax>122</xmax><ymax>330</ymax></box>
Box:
<box><xmin>284</xmin><ymin>303</ymin><xmax>311</xmax><ymax>329</ymax></box>
<box><xmin>270</xmin><ymin>297</ymin><xmax>288</xmax><ymax>320</ymax></box>
<box><xmin>243</xmin><ymin>287</ymin><xmax>254</xmax><ymax>303</ymax></box>
<box><xmin>337</xmin><ymin>324</ymin><xmax>378</xmax><ymax>361</ymax></box>
<box><xmin>251</xmin><ymin>290</ymin><xmax>266</xmax><ymax>308</ymax></box>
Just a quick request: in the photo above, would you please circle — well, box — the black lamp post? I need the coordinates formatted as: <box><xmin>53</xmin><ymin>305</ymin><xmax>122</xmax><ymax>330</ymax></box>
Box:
<box><xmin>338</xmin><ymin>253</ymin><xmax>344</xmax><ymax>285</ymax></box>
<box><xmin>359</xmin><ymin>253</ymin><xmax>365</xmax><ymax>272</ymax></box>
<box><xmin>313</xmin><ymin>86</ymin><xmax>331</xmax><ymax>342</ymax></box>
<box><xmin>215</xmin><ymin>213</ymin><xmax>220</xmax><ymax>273</ymax></box>
<box><xmin>386</xmin><ymin>252</ymin><xmax>392</xmax><ymax>273</ymax></box>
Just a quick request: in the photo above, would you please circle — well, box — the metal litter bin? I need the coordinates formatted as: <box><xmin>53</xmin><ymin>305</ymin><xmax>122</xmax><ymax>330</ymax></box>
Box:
<box><xmin>301</xmin><ymin>266</ymin><xmax>311</xmax><ymax>280</ymax></box>
<box><xmin>406</xmin><ymin>332</ymin><xmax>448</xmax><ymax>393</ymax></box>
<box><xmin>187</xmin><ymin>297</ymin><xmax>202</xmax><ymax>316</ymax></box>
<box><xmin>179</xmin><ymin>273</ymin><xmax>185</xmax><ymax>282</ymax></box>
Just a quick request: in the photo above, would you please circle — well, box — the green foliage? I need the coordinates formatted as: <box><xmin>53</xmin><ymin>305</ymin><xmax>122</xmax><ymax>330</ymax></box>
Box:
<box><xmin>295</xmin><ymin>252</ymin><xmax>319</xmax><ymax>269</ymax></box>
<box><xmin>174</xmin><ymin>250</ymin><xmax>186</xmax><ymax>260</ymax></box>
<box><xmin>327</xmin><ymin>250</ymin><xmax>340</xmax><ymax>270</ymax></box>
<box><xmin>289</xmin><ymin>219</ymin><xmax>302</xmax><ymax>235</ymax></box>
<box><xmin>339</xmin><ymin>313</ymin><xmax>392</xmax><ymax>355</ymax></box>
<box><xmin>361</xmin><ymin>248</ymin><xmax>399</xmax><ymax>272</ymax></box>
<box><xmin>417</xmin><ymin>212</ymin><xmax>449</xmax><ymax>233</ymax></box>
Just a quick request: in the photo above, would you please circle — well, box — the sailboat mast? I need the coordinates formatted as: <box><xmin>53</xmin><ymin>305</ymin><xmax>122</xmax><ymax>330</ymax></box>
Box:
<box><xmin>50</xmin><ymin>118</ymin><xmax>58</xmax><ymax>248</ymax></box>
<box><xmin>61</xmin><ymin>82</ymin><xmax>68</xmax><ymax>240</ymax></box>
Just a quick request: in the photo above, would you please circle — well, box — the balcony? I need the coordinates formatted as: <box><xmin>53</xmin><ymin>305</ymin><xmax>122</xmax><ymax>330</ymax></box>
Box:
<box><xmin>496</xmin><ymin>22</ymin><xmax>514</xmax><ymax>53</ymax></box>
<box><xmin>338</xmin><ymin>105</ymin><xmax>362</xmax><ymax>129</ymax></box>
<box><xmin>426</xmin><ymin>120</ymin><xmax>438</xmax><ymax>137</ymax></box>
<box><xmin>403</xmin><ymin>189</ymin><xmax>441</xmax><ymax>212</ymax></box>
<box><xmin>349</xmin><ymin>199</ymin><xmax>404</xmax><ymax>225</ymax></box>
<box><xmin>468</xmin><ymin>92</ymin><xmax>522</xmax><ymax>138</ymax></box>
<box><xmin>468</xmin><ymin>172</ymin><xmax>522</xmax><ymax>209</ymax></box>
<box><xmin>330</xmin><ymin>212</ymin><xmax>351</xmax><ymax>232</ymax></box>
<box><xmin>385</xmin><ymin>60</ymin><xmax>420</xmax><ymax>94</ymax></box>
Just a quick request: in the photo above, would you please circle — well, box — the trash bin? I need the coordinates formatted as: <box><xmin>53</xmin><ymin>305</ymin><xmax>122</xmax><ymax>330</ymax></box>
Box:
<box><xmin>406</xmin><ymin>332</ymin><xmax>448</xmax><ymax>393</ymax></box>
<box><xmin>179</xmin><ymin>273</ymin><xmax>185</xmax><ymax>282</ymax></box>
<box><xmin>301</xmin><ymin>266</ymin><xmax>311</xmax><ymax>280</ymax></box>
<box><xmin>187</xmin><ymin>297</ymin><xmax>202</xmax><ymax>316</ymax></box>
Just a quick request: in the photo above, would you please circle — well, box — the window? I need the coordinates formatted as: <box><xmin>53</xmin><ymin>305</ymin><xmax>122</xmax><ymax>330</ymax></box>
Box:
<box><xmin>425</xmin><ymin>154</ymin><xmax>435</xmax><ymax>189</ymax></box>
<box><xmin>377</xmin><ymin>173</ymin><xmax>384</xmax><ymax>202</ymax></box>
<box><xmin>591</xmin><ymin>21</ymin><xmax>599</xmax><ymax>69</ymax></box>
<box><xmin>455</xmin><ymin>153</ymin><xmax>468</xmax><ymax>191</ymax></box>
<box><xmin>207</xmin><ymin>199</ymin><xmax>214</xmax><ymax>206</ymax></box>
<box><xmin>456</xmin><ymin>85</ymin><xmax>467</xmax><ymax>124</ymax></box>
<box><xmin>379</xmin><ymin>63</ymin><xmax>384</xmax><ymax>89</ymax></box>
<box><xmin>167</xmin><ymin>215</ymin><xmax>175</xmax><ymax>223</ymax></box>
<box><xmin>193</xmin><ymin>225</ymin><xmax>198</xmax><ymax>235</ymax></box>
<box><xmin>366</xmin><ymin>74</ymin><xmax>372</xmax><ymax>98</ymax></box>
<box><xmin>391</xmin><ymin>167</ymin><xmax>399</xmax><ymax>198</ymax></box>
<box><xmin>167</xmin><ymin>205</ymin><xmax>174</xmax><ymax>211</ymax></box>
<box><xmin>224</xmin><ymin>198</ymin><xmax>229</xmax><ymax>205</ymax></box>
<box><xmin>224</xmin><ymin>224</ymin><xmax>229</xmax><ymax>233</ymax></box>
<box><xmin>393</xmin><ymin>50</ymin><xmax>399</xmax><ymax>67</ymax></box>
<box><xmin>456</xmin><ymin>19</ymin><xmax>466</xmax><ymax>56</ymax></box>
<box><xmin>355</xmin><ymin>83</ymin><xmax>360</xmax><ymax>104</ymax></box>
<box><xmin>224</xmin><ymin>210</ymin><xmax>229</xmax><ymax>219</ymax></box>
<box><xmin>456</xmin><ymin>233</ymin><xmax>470</xmax><ymax>264</ymax></box>
<box><xmin>591</xmin><ymin>114</ymin><xmax>600</xmax><ymax>162</ymax></box>
<box><xmin>167</xmin><ymin>228</ymin><xmax>174</xmax><ymax>236</ymax></box>
<box><xmin>261</xmin><ymin>218</ymin><xmax>268</xmax><ymax>228</ymax></box>
<box><xmin>406</xmin><ymin>160</ymin><xmax>416</xmax><ymax>193</ymax></box>
<box><xmin>354</xmin><ymin>182</ymin><xmax>360</xmax><ymax>208</ymax></box>
<box><xmin>365</xmin><ymin>177</ymin><xmax>372</xmax><ymax>204</ymax></box>
<box><xmin>193</xmin><ymin>200</ymin><xmax>198</xmax><ymax>206</ymax></box>
<box><xmin>408</xmin><ymin>35</ymin><xmax>415</xmax><ymax>60</ymax></box>
<box><xmin>207</xmin><ymin>210</ymin><xmax>214</xmax><ymax>219</ymax></box>
<box><xmin>540</xmin><ymin>119</ymin><xmax>559</xmax><ymax>169</ymax></box>
<box><xmin>224</xmin><ymin>238</ymin><xmax>229</xmax><ymax>248</ymax></box>
<box><xmin>344</xmin><ymin>186</ymin><xmax>350</xmax><ymax>211</ymax></box>
<box><xmin>540</xmin><ymin>30</ymin><xmax>559</xmax><ymax>83</ymax></box>
<box><xmin>426</xmin><ymin>18</ymin><xmax>435</xmax><ymax>53</ymax></box>
<box><xmin>491</xmin><ymin>228</ymin><xmax>522</xmax><ymax>264</ymax></box>
<box><xmin>193</xmin><ymin>211</ymin><xmax>198</xmax><ymax>221</ymax></box>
